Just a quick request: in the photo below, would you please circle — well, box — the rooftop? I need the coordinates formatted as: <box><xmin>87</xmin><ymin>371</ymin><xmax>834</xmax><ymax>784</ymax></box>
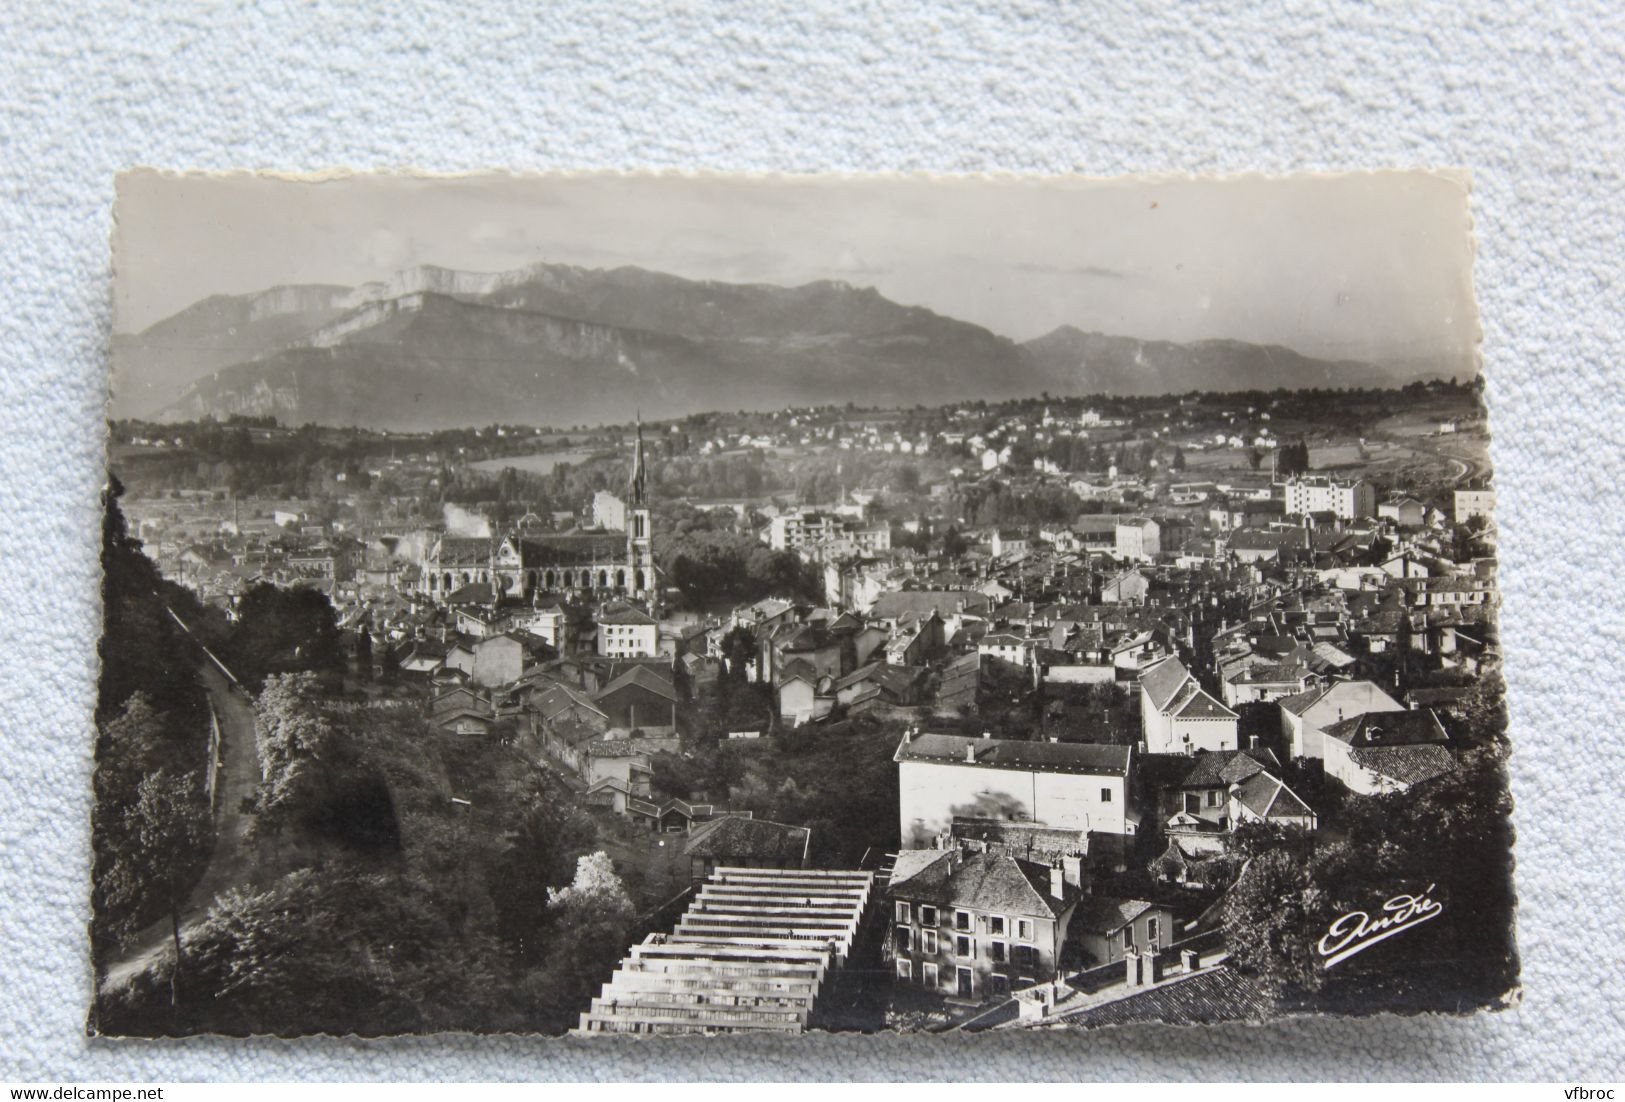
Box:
<box><xmin>894</xmin><ymin>733</ymin><xmax>1131</xmax><ymax>777</ymax></box>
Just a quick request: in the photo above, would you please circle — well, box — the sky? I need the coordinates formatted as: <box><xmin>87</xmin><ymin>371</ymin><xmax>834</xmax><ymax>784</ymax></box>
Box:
<box><xmin>114</xmin><ymin>169</ymin><xmax>1479</xmax><ymax>374</ymax></box>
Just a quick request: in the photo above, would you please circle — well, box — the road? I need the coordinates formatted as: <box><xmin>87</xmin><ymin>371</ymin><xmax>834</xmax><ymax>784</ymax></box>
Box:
<box><xmin>100</xmin><ymin>654</ymin><xmax>260</xmax><ymax>995</ymax></box>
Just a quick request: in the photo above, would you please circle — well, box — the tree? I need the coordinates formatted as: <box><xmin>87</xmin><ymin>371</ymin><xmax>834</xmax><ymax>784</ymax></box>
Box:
<box><xmin>1222</xmin><ymin>849</ymin><xmax>1327</xmax><ymax>997</ymax></box>
<box><xmin>526</xmin><ymin>853</ymin><xmax>638</xmax><ymax>1027</ymax></box>
<box><xmin>125</xmin><ymin>770</ymin><xmax>212</xmax><ymax>1007</ymax></box>
<box><xmin>230</xmin><ymin>583</ymin><xmax>345</xmax><ymax>687</ymax></box>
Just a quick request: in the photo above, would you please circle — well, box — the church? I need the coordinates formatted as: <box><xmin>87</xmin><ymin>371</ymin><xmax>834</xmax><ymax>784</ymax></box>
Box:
<box><xmin>418</xmin><ymin>421</ymin><xmax>658</xmax><ymax>609</ymax></box>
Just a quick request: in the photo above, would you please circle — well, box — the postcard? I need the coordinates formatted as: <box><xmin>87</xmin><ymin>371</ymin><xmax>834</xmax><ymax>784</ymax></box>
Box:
<box><xmin>92</xmin><ymin>169</ymin><xmax>1514</xmax><ymax>1037</ymax></box>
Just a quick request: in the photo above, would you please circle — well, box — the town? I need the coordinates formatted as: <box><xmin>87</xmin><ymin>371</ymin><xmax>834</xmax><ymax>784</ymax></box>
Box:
<box><xmin>92</xmin><ymin>378</ymin><xmax>1513</xmax><ymax>1036</ymax></box>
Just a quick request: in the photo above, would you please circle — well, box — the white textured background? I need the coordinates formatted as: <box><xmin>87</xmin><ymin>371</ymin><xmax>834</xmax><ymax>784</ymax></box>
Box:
<box><xmin>2</xmin><ymin>0</ymin><xmax>1621</xmax><ymax>1082</ymax></box>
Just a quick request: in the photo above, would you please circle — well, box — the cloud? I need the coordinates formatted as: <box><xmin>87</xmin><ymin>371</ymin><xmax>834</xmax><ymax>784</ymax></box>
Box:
<box><xmin>1009</xmin><ymin>261</ymin><xmax>1128</xmax><ymax>279</ymax></box>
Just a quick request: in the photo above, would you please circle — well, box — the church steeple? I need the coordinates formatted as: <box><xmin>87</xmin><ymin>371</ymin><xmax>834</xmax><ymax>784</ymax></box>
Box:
<box><xmin>628</xmin><ymin>412</ymin><xmax>648</xmax><ymax>508</ymax></box>
<box><xmin>625</xmin><ymin>413</ymin><xmax>657</xmax><ymax>616</ymax></box>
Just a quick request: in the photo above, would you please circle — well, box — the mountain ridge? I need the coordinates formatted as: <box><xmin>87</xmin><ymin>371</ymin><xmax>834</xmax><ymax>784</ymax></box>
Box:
<box><xmin>113</xmin><ymin>261</ymin><xmax>1407</xmax><ymax>428</ymax></box>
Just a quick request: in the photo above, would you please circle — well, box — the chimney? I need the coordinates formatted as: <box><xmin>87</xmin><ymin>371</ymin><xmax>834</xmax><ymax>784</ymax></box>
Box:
<box><xmin>1144</xmin><ymin>948</ymin><xmax>1163</xmax><ymax>984</ymax></box>
<box><xmin>1248</xmin><ymin>734</ymin><xmax>1259</xmax><ymax>750</ymax></box>
<box><xmin>1125</xmin><ymin>949</ymin><xmax>1144</xmax><ymax>988</ymax></box>
<box><xmin>981</xmin><ymin>731</ymin><xmax>993</xmax><ymax>740</ymax></box>
<box><xmin>1047</xmin><ymin>735</ymin><xmax>1059</xmax><ymax>744</ymax></box>
<box><xmin>1180</xmin><ymin>948</ymin><xmax>1200</xmax><ymax>974</ymax></box>
<box><xmin>1062</xmin><ymin>855</ymin><xmax>1083</xmax><ymax>888</ymax></box>
<box><xmin>1049</xmin><ymin>865</ymin><xmax>1066</xmax><ymax>900</ymax></box>
<box><xmin>965</xmin><ymin>743</ymin><xmax>977</xmax><ymax>763</ymax></box>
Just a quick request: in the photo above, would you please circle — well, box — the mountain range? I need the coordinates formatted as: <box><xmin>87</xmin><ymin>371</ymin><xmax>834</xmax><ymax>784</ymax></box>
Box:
<box><xmin>111</xmin><ymin>261</ymin><xmax>1405</xmax><ymax>430</ymax></box>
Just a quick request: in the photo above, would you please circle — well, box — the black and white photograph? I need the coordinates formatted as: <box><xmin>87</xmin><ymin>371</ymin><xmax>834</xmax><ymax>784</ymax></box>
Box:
<box><xmin>91</xmin><ymin>169</ymin><xmax>1515</xmax><ymax>1038</ymax></box>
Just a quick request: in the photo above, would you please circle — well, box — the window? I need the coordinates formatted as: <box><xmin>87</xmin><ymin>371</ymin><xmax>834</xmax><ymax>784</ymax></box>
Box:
<box><xmin>896</xmin><ymin>901</ymin><xmax>911</xmax><ymax>924</ymax></box>
<box><xmin>990</xmin><ymin>940</ymin><xmax>1007</xmax><ymax>963</ymax></box>
<box><xmin>922</xmin><ymin>962</ymin><xmax>939</xmax><ymax>989</ymax></box>
<box><xmin>1207</xmin><ymin>789</ymin><xmax>1221</xmax><ymax>807</ymax></box>
<box><xmin>956</xmin><ymin>935</ymin><xmax>973</xmax><ymax>958</ymax></box>
<box><xmin>954</xmin><ymin>909</ymin><xmax>971</xmax><ymax>931</ymax></box>
<box><xmin>1013</xmin><ymin>944</ymin><xmax>1039</xmax><ymax>971</ymax></box>
<box><xmin>1184</xmin><ymin>792</ymin><xmax>1201</xmax><ymax>814</ymax></box>
<box><xmin>988</xmin><ymin>915</ymin><xmax>1006</xmax><ymax>936</ymax></box>
<box><xmin>1123</xmin><ymin>925</ymin><xmax>1135</xmax><ymax>949</ymax></box>
<box><xmin>1147</xmin><ymin>917</ymin><xmax>1160</xmax><ymax>948</ymax></box>
<box><xmin>990</xmin><ymin>973</ymin><xmax>1010</xmax><ymax>996</ymax></box>
<box><xmin>1016</xmin><ymin>918</ymin><xmax>1034</xmax><ymax>942</ymax></box>
<box><xmin>895</xmin><ymin>927</ymin><xmax>912</xmax><ymax>953</ymax></box>
<box><xmin>1101</xmin><ymin>787</ymin><xmax>1113</xmax><ymax>803</ymax></box>
<box><xmin>896</xmin><ymin>959</ymin><xmax>912</xmax><ymax>982</ymax></box>
<box><xmin>919</xmin><ymin>905</ymin><xmax>938</xmax><ymax>927</ymax></box>
<box><xmin>922</xmin><ymin>929</ymin><xmax>938</xmax><ymax>956</ymax></box>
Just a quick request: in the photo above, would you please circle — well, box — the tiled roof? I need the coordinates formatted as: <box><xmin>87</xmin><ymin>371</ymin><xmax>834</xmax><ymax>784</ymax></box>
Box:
<box><xmin>889</xmin><ymin>850</ymin><xmax>1081</xmax><ymax>918</ymax></box>
<box><xmin>1139</xmin><ymin>656</ymin><xmax>1193</xmax><ymax>712</ymax></box>
<box><xmin>682</xmin><ymin>815</ymin><xmax>809</xmax><ymax>863</ymax></box>
<box><xmin>894</xmin><ymin>733</ymin><xmax>1131</xmax><ymax>777</ymax></box>
<box><xmin>1054</xmin><ymin>964</ymin><xmax>1279</xmax><ymax>1028</ymax></box>
<box><xmin>1180</xmin><ymin>748</ymin><xmax>1277</xmax><ymax>788</ymax></box>
<box><xmin>1322</xmin><ymin>708</ymin><xmax>1448</xmax><ymax>748</ymax></box>
<box><xmin>595</xmin><ymin>663</ymin><xmax>681</xmax><ymax>703</ymax></box>
<box><xmin>1071</xmin><ymin>895</ymin><xmax>1160</xmax><ymax>935</ymax></box>
<box><xmin>1169</xmin><ymin>683</ymin><xmax>1238</xmax><ymax>721</ymax></box>
<box><xmin>1231</xmin><ymin>772</ymin><xmax>1313</xmax><ymax>820</ymax></box>
<box><xmin>1348</xmin><ymin>744</ymin><xmax>1454</xmax><ymax>786</ymax></box>
<box><xmin>598</xmin><ymin>604</ymin><xmax>656</xmax><ymax>626</ymax></box>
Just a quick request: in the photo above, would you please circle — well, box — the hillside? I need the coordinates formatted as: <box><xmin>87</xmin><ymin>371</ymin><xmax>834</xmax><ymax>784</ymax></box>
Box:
<box><xmin>110</xmin><ymin>284</ymin><xmax>350</xmax><ymax>417</ymax></box>
<box><xmin>1020</xmin><ymin>326</ymin><xmax>1400</xmax><ymax>396</ymax></box>
<box><xmin>125</xmin><ymin>262</ymin><xmax>1405</xmax><ymax>429</ymax></box>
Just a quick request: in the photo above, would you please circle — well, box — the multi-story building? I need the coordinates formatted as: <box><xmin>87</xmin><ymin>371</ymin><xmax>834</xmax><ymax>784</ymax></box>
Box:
<box><xmin>597</xmin><ymin>604</ymin><xmax>660</xmax><ymax>658</ymax></box>
<box><xmin>1138</xmin><ymin>656</ymin><xmax>1239</xmax><ymax>755</ymax></box>
<box><xmin>1454</xmin><ymin>488</ymin><xmax>1495</xmax><ymax>523</ymax></box>
<box><xmin>1283</xmin><ymin>476</ymin><xmax>1376</xmax><ymax>520</ymax></box>
<box><xmin>1114</xmin><ymin>517</ymin><xmax>1161</xmax><ymax>562</ymax></box>
<box><xmin>888</xmin><ymin>848</ymin><xmax>1084</xmax><ymax>999</ymax></box>
<box><xmin>894</xmin><ymin>732</ymin><xmax>1135</xmax><ymax>849</ymax></box>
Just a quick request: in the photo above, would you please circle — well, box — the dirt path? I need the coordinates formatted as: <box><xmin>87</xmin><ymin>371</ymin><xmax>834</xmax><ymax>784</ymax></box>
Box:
<box><xmin>100</xmin><ymin>656</ymin><xmax>260</xmax><ymax>994</ymax></box>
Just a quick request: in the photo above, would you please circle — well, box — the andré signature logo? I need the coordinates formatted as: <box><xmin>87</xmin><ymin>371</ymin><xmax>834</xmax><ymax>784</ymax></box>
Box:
<box><xmin>1317</xmin><ymin>885</ymin><xmax>1443</xmax><ymax>969</ymax></box>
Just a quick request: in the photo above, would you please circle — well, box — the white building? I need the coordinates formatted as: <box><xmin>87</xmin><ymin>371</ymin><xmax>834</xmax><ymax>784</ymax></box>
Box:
<box><xmin>597</xmin><ymin>605</ymin><xmax>660</xmax><ymax>658</ymax></box>
<box><xmin>1278</xmin><ymin>679</ymin><xmax>1407</xmax><ymax>760</ymax></box>
<box><xmin>894</xmin><ymin>732</ymin><xmax>1134</xmax><ymax>849</ymax></box>
<box><xmin>1114</xmin><ymin>517</ymin><xmax>1162</xmax><ymax>562</ymax></box>
<box><xmin>1454</xmin><ymin>488</ymin><xmax>1495</xmax><ymax>523</ymax></box>
<box><xmin>1138</xmin><ymin>656</ymin><xmax>1239</xmax><ymax>755</ymax></box>
<box><xmin>1283</xmin><ymin>476</ymin><xmax>1376</xmax><ymax>520</ymax></box>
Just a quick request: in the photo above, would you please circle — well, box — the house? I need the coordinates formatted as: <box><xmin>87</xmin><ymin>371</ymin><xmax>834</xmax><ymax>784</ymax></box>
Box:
<box><xmin>978</xmin><ymin>632</ymin><xmax>1039</xmax><ymax>668</ymax></box>
<box><xmin>1220</xmin><ymin>661</ymin><xmax>1317</xmax><ymax>707</ymax></box>
<box><xmin>1321</xmin><ymin>709</ymin><xmax>1453</xmax><ymax>795</ymax></box>
<box><xmin>584</xmin><ymin>740</ymin><xmax>653</xmax><ymax>798</ymax></box>
<box><xmin>1138</xmin><ymin>657</ymin><xmax>1239</xmax><ymax>756</ymax></box>
<box><xmin>776</xmin><ymin>663</ymin><xmax>830</xmax><ymax>727</ymax></box>
<box><xmin>470</xmin><ymin>632</ymin><xmax>528</xmax><ymax>688</ymax></box>
<box><xmin>1070</xmin><ymin>897</ymin><xmax>1178</xmax><ymax>968</ymax></box>
<box><xmin>1378</xmin><ymin>496</ymin><xmax>1426</xmax><ymax>527</ymax></box>
<box><xmin>597</xmin><ymin>604</ymin><xmax>659</xmax><ymax>658</ymax></box>
<box><xmin>992</xmin><ymin>529</ymin><xmax>1031</xmax><ymax>558</ymax></box>
<box><xmin>1278</xmin><ymin>679</ymin><xmax>1406</xmax><ymax>760</ymax></box>
<box><xmin>894</xmin><ymin>731</ymin><xmax>1135</xmax><ymax>849</ymax></box>
<box><xmin>888</xmin><ymin>848</ymin><xmax>1084</xmax><ymax>999</ymax></box>
<box><xmin>682</xmin><ymin>815</ymin><xmax>810</xmax><ymax>881</ymax></box>
<box><xmin>593</xmin><ymin>664</ymin><xmax>680</xmax><ymax>733</ymax></box>
<box><xmin>1100</xmin><ymin>568</ymin><xmax>1151</xmax><ymax>605</ymax></box>
<box><xmin>1115</xmin><ymin>517</ymin><xmax>1161</xmax><ymax>562</ymax></box>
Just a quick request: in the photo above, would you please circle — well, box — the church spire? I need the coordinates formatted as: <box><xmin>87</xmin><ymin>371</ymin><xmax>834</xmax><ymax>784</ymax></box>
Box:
<box><xmin>628</xmin><ymin>412</ymin><xmax>647</xmax><ymax>507</ymax></box>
